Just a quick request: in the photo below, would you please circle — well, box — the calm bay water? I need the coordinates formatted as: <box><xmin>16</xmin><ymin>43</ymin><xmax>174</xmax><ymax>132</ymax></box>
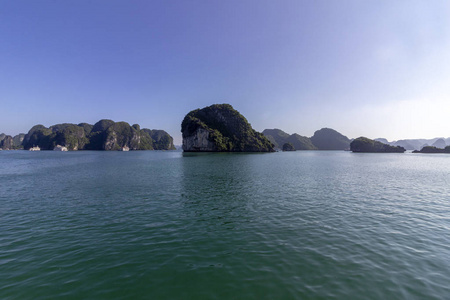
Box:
<box><xmin>1</xmin><ymin>150</ymin><xmax>449</xmax><ymax>299</ymax></box>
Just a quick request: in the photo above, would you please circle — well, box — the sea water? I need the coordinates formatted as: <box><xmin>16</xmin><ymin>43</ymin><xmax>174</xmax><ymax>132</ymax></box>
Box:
<box><xmin>1</xmin><ymin>150</ymin><xmax>449</xmax><ymax>299</ymax></box>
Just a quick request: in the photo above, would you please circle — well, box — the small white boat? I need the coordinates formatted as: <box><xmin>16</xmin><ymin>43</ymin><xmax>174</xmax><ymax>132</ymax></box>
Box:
<box><xmin>53</xmin><ymin>145</ymin><xmax>68</xmax><ymax>151</ymax></box>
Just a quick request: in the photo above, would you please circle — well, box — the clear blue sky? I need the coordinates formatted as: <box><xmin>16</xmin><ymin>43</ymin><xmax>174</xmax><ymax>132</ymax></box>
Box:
<box><xmin>1</xmin><ymin>0</ymin><xmax>449</xmax><ymax>144</ymax></box>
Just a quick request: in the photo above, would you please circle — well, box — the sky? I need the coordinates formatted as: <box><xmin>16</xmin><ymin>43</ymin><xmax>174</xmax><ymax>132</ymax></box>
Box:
<box><xmin>1</xmin><ymin>0</ymin><xmax>450</xmax><ymax>144</ymax></box>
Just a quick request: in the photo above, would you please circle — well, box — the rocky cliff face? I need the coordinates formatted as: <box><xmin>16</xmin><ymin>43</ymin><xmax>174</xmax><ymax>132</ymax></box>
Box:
<box><xmin>182</xmin><ymin>127</ymin><xmax>218</xmax><ymax>151</ymax></box>
<box><xmin>104</xmin><ymin>122</ymin><xmax>141</xmax><ymax>151</ymax></box>
<box><xmin>13</xmin><ymin>134</ymin><xmax>25</xmax><ymax>149</ymax></box>
<box><xmin>0</xmin><ymin>135</ymin><xmax>13</xmax><ymax>150</ymax></box>
<box><xmin>23</xmin><ymin>125</ymin><xmax>52</xmax><ymax>150</ymax></box>
<box><xmin>54</xmin><ymin>125</ymin><xmax>88</xmax><ymax>150</ymax></box>
<box><xmin>181</xmin><ymin>104</ymin><xmax>274</xmax><ymax>152</ymax></box>
<box><xmin>0</xmin><ymin>134</ymin><xmax>24</xmax><ymax>150</ymax></box>
<box><xmin>141</xmin><ymin>129</ymin><xmax>176</xmax><ymax>150</ymax></box>
<box><xmin>20</xmin><ymin>120</ymin><xmax>175</xmax><ymax>151</ymax></box>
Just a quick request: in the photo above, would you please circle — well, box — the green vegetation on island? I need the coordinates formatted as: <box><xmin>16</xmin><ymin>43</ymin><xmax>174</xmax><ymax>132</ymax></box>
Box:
<box><xmin>181</xmin><ymin>104</ymin><xmax>274</xmax><ymax>152</ymax></box>
<box><xmin>15</xmin><ymin>120</ymin><xmax>175</xmax><ymax>151</ymax></box>
<box><xmin>0</xmin><ymin>133</ymin><xmax>26</xmax><ymax>150</ymax></box>
<box><xmin>3</xmin><ymin>109</ymin><xmax>447</xmax><ymax>155</ymax></box>
<box><xmin>0</xmin><ymin>135</ymin><xmax>13</xmax><ymax>150</ymax></box>
<box><xmin>12</xmin><ymin>134</ymin><xmax>26</xmax><ymax>149</ymax></box>
<box><xmin>350</xmin><ymin>137</ymin><xmax>406</xmax><ymax>153</ymax></box>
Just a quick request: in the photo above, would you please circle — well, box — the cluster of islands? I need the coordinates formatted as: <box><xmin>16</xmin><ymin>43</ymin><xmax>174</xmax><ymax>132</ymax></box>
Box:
<box><xmin>1</xmin><ymin>104</ymin><xmax>449</xmax><ymax>154</ymax></box>
<box><xmin>0</xmin><ymin>120</ymin><xmax>175</xmax><ymax>152</ymax></box>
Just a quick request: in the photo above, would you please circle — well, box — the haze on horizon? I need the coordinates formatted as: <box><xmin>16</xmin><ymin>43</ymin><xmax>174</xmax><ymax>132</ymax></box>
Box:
<box><xmin>1</xmin><ymin>0</ymin><xmax>449</xmax><ymax>145</ymax></box>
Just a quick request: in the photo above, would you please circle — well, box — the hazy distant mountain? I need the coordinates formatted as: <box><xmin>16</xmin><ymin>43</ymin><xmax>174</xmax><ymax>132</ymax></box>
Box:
<box><xmin>432</xmin><ymin>138</ymin><xmax>446</xmax><ymax>149</ymax></box>
<box><xmin>287</xmin><ymin>133</ymin><xmax>317</xmax><ymax>150</ymax></box>
<box><xmin>310</xmin><ymin>128</ymin><xmax>351</xmax><ymax>150</ymax></box>
<box><xmin>264</xmin><ymin>127</ymin><xmax>351</xmax><ymax>151</ymax></box>
<box><xmin>375</xmin><ymin>138</ymin><xmax>424</xmax><ymax>150</ymax></box>
<box><xmin>262</xmin><ymin>129</ymin><xmax>289</xmax><ymax>149</ymax></box>
<box><xmin>374</xmin><ymin>138</ymin><xmax>390</xmax><ymax>145</ymax></box>
<box><xmin>413</xmin><ymin>145</ymin><xmax>450</xmax><ymax>153</ymax></box>
<box><xmin>383</xmin><ymin>137</ymin><xmax>450</xmax><ymax>152</ymax></box>
<box><xmin>262</xmin><ymin>129</ymin><xmax>316</xmax><ymax>150</ymax></box>
<box><xmin>393</xmin><ymin>140</ymin><xmax>416</xmax><ymax>151</ymax></box>
<box><xmin>374</xmin><ymin>138</ymin><xmax>449</xmax><ymax>150</ymax></box>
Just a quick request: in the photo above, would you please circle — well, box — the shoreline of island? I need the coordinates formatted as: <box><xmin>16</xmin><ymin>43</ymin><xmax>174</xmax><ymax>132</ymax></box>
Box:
<box><xmin>2</xmin><ymin>104</ymin><xmax>449</xmax><ymax>154</ymax></box>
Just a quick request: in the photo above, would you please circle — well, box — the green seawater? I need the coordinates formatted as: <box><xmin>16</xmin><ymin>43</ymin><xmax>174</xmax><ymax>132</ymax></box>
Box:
<box><xmin>1</xmin><ymin>150</ymin><xmax>449</xmax><ymax>299</ymax></box>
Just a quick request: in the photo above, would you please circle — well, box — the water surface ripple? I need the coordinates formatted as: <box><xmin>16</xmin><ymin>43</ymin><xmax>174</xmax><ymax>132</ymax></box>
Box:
<box><xmin>1</xmin><ymin>151</ymin><xmax>449</xmax><ymax>299</ymax></box>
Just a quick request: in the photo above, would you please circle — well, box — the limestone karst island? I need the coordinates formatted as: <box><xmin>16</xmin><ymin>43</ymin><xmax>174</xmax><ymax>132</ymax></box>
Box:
<box><xmin>179</xmin><ymin>104</ymin><xmax>404</xmax><ymax>153</ymax></box>
<box><xmin>1</xmin><ymin>104</ymin><xmax>449</xmax><ymax>154</ymax></box>
<box><xmin>0</xmin><ymin>120</ymin><xmax>175</xmax><ymax>151</ymax></box>
<box><xmin>181</xmin><ymin>104</ymin><xmax>274</xmax><ymax>152</ymax></box>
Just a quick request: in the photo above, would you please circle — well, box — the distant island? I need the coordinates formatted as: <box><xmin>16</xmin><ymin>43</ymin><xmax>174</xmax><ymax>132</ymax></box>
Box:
<box><xmin>310</xmin><ymin>128</ymin><xmax>351</xmax><ymax>150</ymax></box>
<box><xmin>263</xmin><ymin>127</ymin><xmax>350</xmax><ymax>151</ymax></box>
<box><xmin>412</xmin><ymin>146</ymin><xmax>450</xmax><ymax>154</ymax></box>
<box><xmin>282</xmin><ymin>142</ymin><xmax>295</xmax><ymax>151</ymax></box>
<box><xmin>0</xmin><ymin>133</ymin><xmax>22</xmax><ymax>150</ymax></box>
<box><xmin>2</xmin><ymin>104</ymin><xmax>449</xmax><ymax>155</ymax></box>
<box><xmin>262</xmin><ymin>129</ymin><xmax>317</xmax><ymax>150</ymax></box>
<box><xmin>0</xmin><ymin>120</ymin><xmax>175</xmax><ymax>151</ymax></box>
<box><xmin>374</xmin><ymin>137</ymin><xmax>449</xmax><ymax>151</ymax></box>
<box><xmin>181</xmin><ymin>104</ymin><xmax>274</xmax><ymax>152</ymax></box>
<box><xmin>351</xmin><ymin>137</ymin><xmax>406</xmax><ymax>153</ymax></box>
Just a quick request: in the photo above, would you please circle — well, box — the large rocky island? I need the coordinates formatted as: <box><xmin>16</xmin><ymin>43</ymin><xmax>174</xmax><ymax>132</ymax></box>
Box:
<box><xmin>181</xmin><ymin>104</ymin><xmax>274</xmax><ymax>152</ymax></box>
<box><xmin>350</xmin><ymin>137</ymin><xmax>406</xmax><ymax>153</ymax></box>
<box><xmin>1</xmin><ymin>120</ymin><xmax>175</xmax><ymax>151</ymax></box>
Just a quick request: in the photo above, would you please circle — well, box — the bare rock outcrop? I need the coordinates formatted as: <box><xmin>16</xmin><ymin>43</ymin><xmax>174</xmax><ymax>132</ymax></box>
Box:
<box><xmin>0</xmin><ymin>135</ymin><xmax>13</xmax><ymax>150</ymax></box>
